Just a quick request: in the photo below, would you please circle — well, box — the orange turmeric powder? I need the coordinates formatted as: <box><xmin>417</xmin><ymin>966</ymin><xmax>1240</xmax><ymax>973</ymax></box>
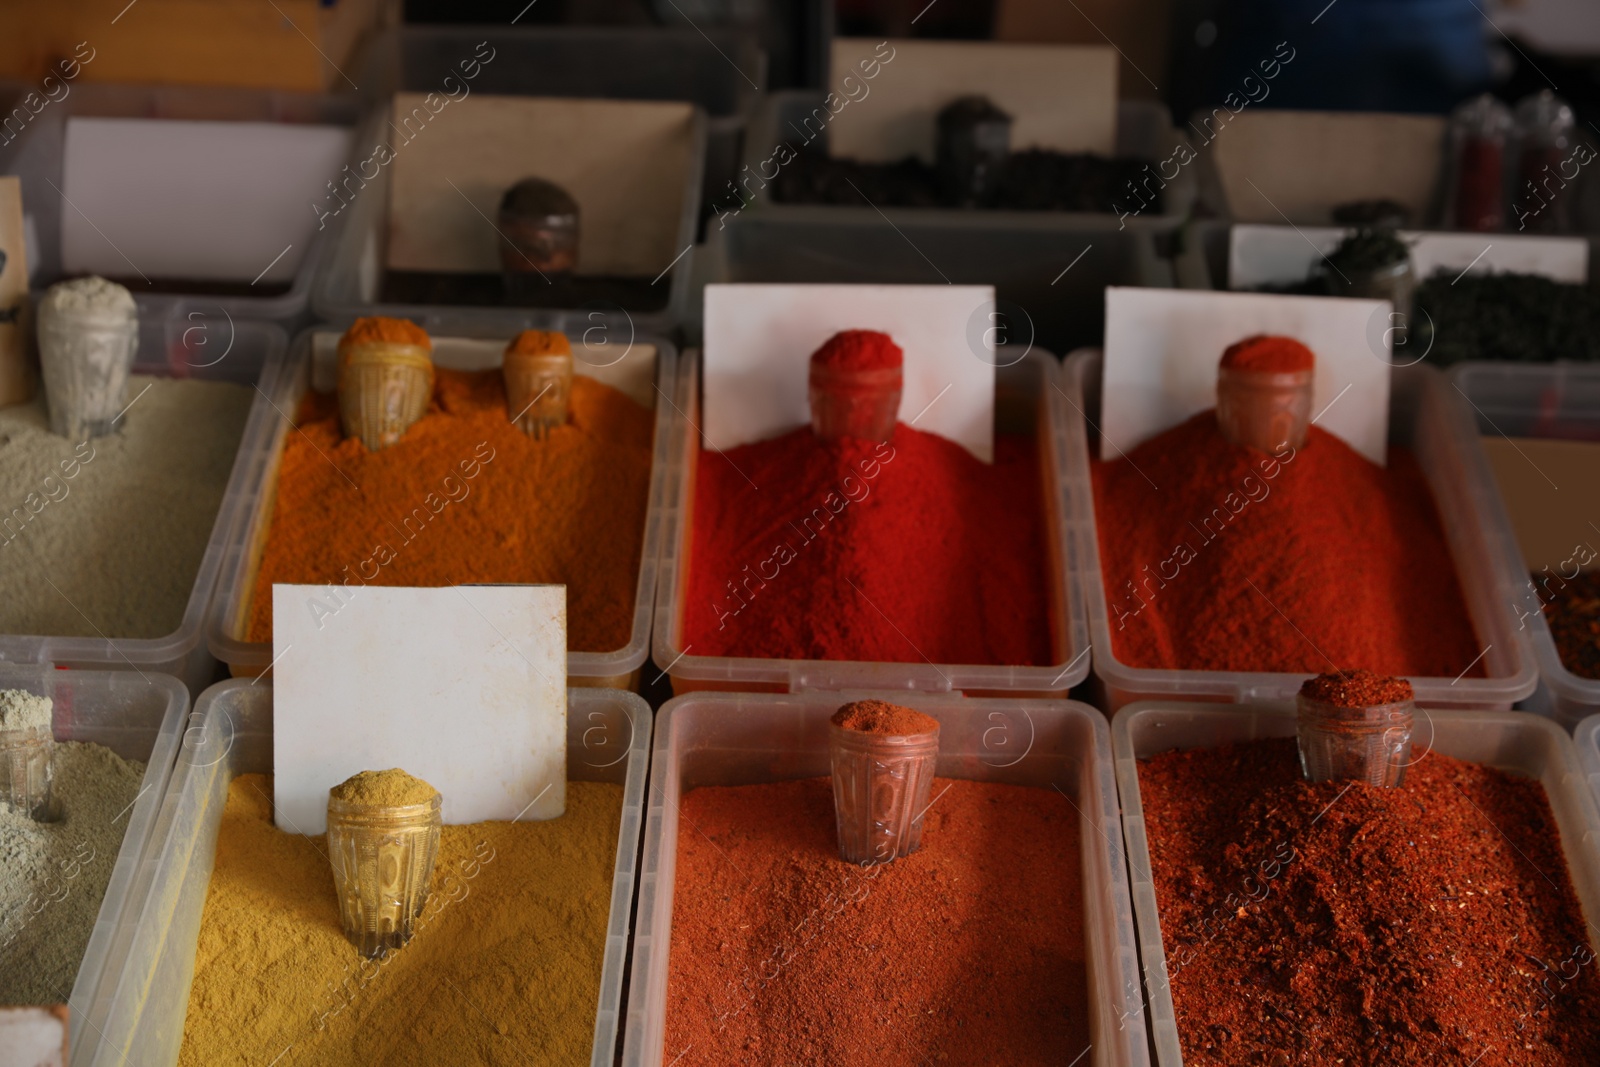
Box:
<box><xmin>245</xmin><ymin>367</ymin><xmax>653</xmax><ymax>652</ymax></box>
<box><xmin>340</xmin><ymin>316</ymin><xmax>432</xmax><ymax>349</ymax></box>
<box><xmin>507</xmin><ymin>329</ymin><xmax>572</xmax><ymax>357</ymax></box>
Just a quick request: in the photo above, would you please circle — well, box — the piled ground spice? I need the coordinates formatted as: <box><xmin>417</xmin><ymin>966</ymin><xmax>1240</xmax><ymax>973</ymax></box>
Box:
<box><xmin>0</xmin><ymin>376</ymin><xmax>251</xmax><ymax>638</ymax></box>
<box><xmin>1220</xmin><ymin>335</ymin><xmax>1315</xmax><ymax>373</ymax></box>
<box><xmin>1539</xmin><ymin>570</ymin><xmax>1600</xmax><ymax>679</ymax></box>
<box><xmin>684</xmin><ymin>426</ymin><xmax>1052</xmax><ymax>664</ymax></box>
<box><xmin>1092</xmin><ymin>415</ymin><xmax>1483</xmax><ymax>676</ymax></box>
<box><xmin>830</xmin><ymin>699</ymin><xmax>938</xmax><ymax>735</ymax></box>
<box><xmin>1299</xmin><ymin>668</ymin><xmax>1414</xmax><ymax>707</ymax></box>
<box><xmin>179</xmin><ymin>775</ymin><xmax>623</xmax><ymax>1066</ymax></box>
<box><xmin>245</xmin><ymin>368</ymin><xmax>652</xmax><ymax>651</ymax></box>
<box><xmin>664</xmin><ymin>776</ymin><xmax>1088</xmax><ymax>1066</ymax></box>
<box><xmin>328</xmin><ymin>768</ymin><xmax>438</xmax><ymax>808</ymax></box>
<box><xmin>1139</xmin><ymin>738</ymin><xmax>1600</xmax><ymax>1065</ymax></box>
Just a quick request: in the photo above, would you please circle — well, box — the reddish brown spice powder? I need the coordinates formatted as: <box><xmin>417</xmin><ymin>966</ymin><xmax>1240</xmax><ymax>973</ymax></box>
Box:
<box><xmin>664</xmin><ymin>777</ymin><xmax>1088</xmax><ymax>1066</ymax></box>
<box><xmin>1538</xmin><ymin>569</ymin><xmax>1600</xmax><ymax>680</ymax></box>
<box><xmin>1093</xmin><ymin>414</ymin><xmax>1484</xmax><ymax>677</ymax></box>
<box><xmin>811</xmin><ymin>329</ymin><xmax>904</xmax><ymax>372</ymax></box>
<box><xmin>1140</xmin><ymin>738</ymin><xmax>1600</xmax><ymax>1066</ymax></box>
<box><xmin>1220</xmin><ymin>335</ymin><xmax>1315</xmax><ymax>374</ymax></box>
<box><xmin>1299</xmin><ymin>669</ymin><xmax>1414</xmax><ymax>707</ymax></box>
<box><xmin>830</xmin><ymin>699</ymin><xmax>939</xmax><ymax>735</ymax></box>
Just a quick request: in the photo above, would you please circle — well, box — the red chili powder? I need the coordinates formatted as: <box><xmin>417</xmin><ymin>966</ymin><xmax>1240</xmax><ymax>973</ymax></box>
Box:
<box><xmin>830</xmin><ymin>699</ymin><xmax>938</xmax><ymax>735</ymax></box>
<box><xmin>1300</xmin><ymin>668</ymin><xmax>1414</xmax><ymax>707</ymax></box>
<box><xmin>684</xmin><ymin>426</ymin><xmax>1052</xmax><ymax>665</ymax></box>
<box><xmin>1092</xmin><ymin>413</ymin><xmax>1483</xmax><ymax>676</ymax></box>
<box><xmin>1139</xmin><ymin>738</ymin><xmax>1600</xmax><ymax>1065</ymax></box>
<box><xmin>664</xmin><ymin>777</ymin><xmax>1089</xmax><ymax>1066</ymax></box>
<box><xmin>1219</xmin><ymin>334</ymin><xmax>1314</xmax><ymax>374</ymax></box>
<box><xmin>811</xmin><ymin>329</ymin><xmax>903</xmax><ymax>372</ymax></box>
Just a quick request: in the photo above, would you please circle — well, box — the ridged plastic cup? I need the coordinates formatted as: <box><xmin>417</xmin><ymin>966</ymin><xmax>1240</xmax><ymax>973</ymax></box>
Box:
<box><xmin>504</xmin><ymin>348</ymin><xmax>574</xmax><ymax>439</ymax></box>
<box><xmin>326</xmin><ymin>793</ymin><xmax>442</xmax><ymax>957</ymax></box>
<box><xmin>810</xmin><ymin>363</ymin><xmax>902</xmax><ymax>444</ymax></box>
<box><xmin>0</xmin><ymin>725</ymin><xmax>54</xmax><ymax>821</ymax></box>
<box><xmin>828</xmin><ymin>720</ymin><xmax>939</xmax><ymax>865</ymax></box>
<box><xmin>1216</xmin><ymin>367</ymin><xmax>1314</xmax><ymax>455</ymax></box>
<box><xmin>1296</xmin><ymin>694</ymin><xmax>1415</xmax><ymax>787</ymax></box>
<box><xmin>337</xmin><ymin>341</ymin><xmax>434</xmax><ymax>451</ymax></box>
<box><xmin>37</xmin><ymin>306</ymin><xmax>138</xmax><ymax>441</ymax></box>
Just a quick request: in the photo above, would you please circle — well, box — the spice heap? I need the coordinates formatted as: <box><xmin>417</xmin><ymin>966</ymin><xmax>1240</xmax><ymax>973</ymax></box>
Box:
<box><xmin>1539</xmin><ymin>570</ymin><xmax>1600</xmax><ymax>678</ymax></box>
<box><xmin>1413</xmin><ymin>272</ymin><xmax>1600</xmax><ymax>365</ymax></box>
<box><xmin>0</xmin><ymin>729</ymin><xmax>145</xmax><ymax>1005</ymax></box>
<box><xmin>1139</xmin><ymin>737</ymin><xmax>1600</xmax><ymax>1065</ymax></box>
<box><xmin>329</xmin><ymin>767</ymin><xmax>439</xmax><ymax>807</ymax></box>
<box><xmin>1219</xmin><ymin>335</ymin><xmax>1314</xmax><ymax>373</ymax></box>
<box><xmin>1092</xmin><ymin>406</ymin><xmax>1482</xmax><ymax>677</ymax></box>
<box><xmin>0</xmin><ymin>375</ymin><xmax>252</xmax><ymax>638</ymax></box>
<box><xmin>1299</xmin><ymin>668</ymin><xmax>1414</xmax><ymax>707</ymax></box>
<box><xmin>245</xmin><ymin>337</ymin><xmax>653</xmax><ymax>652</ymax></box>
<box><xmin>664</xmin><ymin>775</ymin><xmax>1088</xmax><ymax>1066</ymax></box>
<box><xmin>830</xmin><ymin>699</ymin><xmax>938</xmax><ymax>735</ymax></box>
<box><xmin>178</xmin><ymin>775</ymin><xmax>623</xmax><ymax>1066</ymax></box>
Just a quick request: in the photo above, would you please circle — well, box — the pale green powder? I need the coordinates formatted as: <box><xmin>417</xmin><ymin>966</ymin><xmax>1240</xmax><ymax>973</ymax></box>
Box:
<box><xmin>0</xmin><ymin>374</ymin><xmax>252</xmax><ymax>638</ymax></box>
<box><xmin>0</xmin><ymin>741</ymin><xmax>145</xmax><ymax>1005</ymax></box>
<box><xmin>0</xmin><ymin>690</ymin><xmax>51</xmax><ymax>731</ymax></box>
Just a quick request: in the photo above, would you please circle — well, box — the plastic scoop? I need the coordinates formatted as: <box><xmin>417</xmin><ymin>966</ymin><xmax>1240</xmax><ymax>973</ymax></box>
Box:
<box><xmin>1215</xmin><ymin>335</ymin><xmax>1315</xmax><ymax>455</ymax></box>
<box><xmin>36</xmin><ymin>276</ymin><xmax>138</xmax><ymax>441</ymax></box>
<box><xmin>828</xmin><ymin>700</ymin><xmax>940</xmax><ymax>866</ymax></box>
<box><xmin>0</xmin><ymin>690</ymin><xmax>54</xmax><ymax>821</ymax></box>
<box><xmin>326</xmin><ymin>769</ymin><xmax>442</xmax><ymax>957</ymax></box>
<box><xmin>809</xmin><ymin>330</ymin><xmax>904</xmax><ymax>444</ymax></box>
<box><xmin>503</xmin><ymin>330</ymin><xmax>574</xmax><ymax>439</ymax></box>
<box><xmin>337</xmin><ymin>317</ymin><xmax>434</xmax><ymax>451</ymax></box>
<box><xmin>498</xmin><ymin>177</ymin><xmax>579</xmax><ymax>303</ymax></box>
<box><xmin>1296</xmin><ymin>670</ymin><xmax>1415</xmax><ymax>788</ymax></box>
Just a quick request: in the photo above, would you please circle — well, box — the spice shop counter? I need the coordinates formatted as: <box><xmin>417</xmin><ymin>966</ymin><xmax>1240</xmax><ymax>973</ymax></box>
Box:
<box><xmin>1065</xmin><ymin>349</ymin><xmax>1536</xmax><ymax>711</ymax></box>
<box><xmin>78</xmin><ymin>679</ymin><xmax>649</xmax><ymax>1067</ymax></box>
<box><xmin>651</xmin><ymin>347</ymin><xmax>1090</xmax><ymax>697</ymax></box>
<box><xmin>205</xmin><ymin>323</ymin><xmax>675</xmax><ymax>689</ymax></box>
<box><xmin>0</xmin><ymin>666</ymin><xmax>187</xmax><ymax>1067</ymax></box>
<box><xmin>621</xmin><ymin>692</ymin><xmax>1146</xmax><ymax>1067</ymax></box>
<box><xmin>1114</xmin><ymin>699</ymin><xmax>1600</xmax><ymax>1066</ymax></box>
<box><xmin>0</xmin><ymin>318</ymin><xmax>287</xmax><ymax>693</ymax></box>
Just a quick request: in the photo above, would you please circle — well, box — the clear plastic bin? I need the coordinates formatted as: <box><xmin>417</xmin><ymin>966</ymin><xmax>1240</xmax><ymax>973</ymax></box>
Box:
<box><xmin>1063</xmin><ymin>349</ymin><xmax>1538</xmax><ymax>710</ymax></box>
<box><xmin>0</xmin><ymin>664</ymin><xmax>188</xmax><ymax>1067</ymax></box>
<box><xmin>1451</xmin><ymin>361</ymin><xmax>1600</xmax><ymax>728</ymax></box>
<box><xmin>0</xmin><ymin>318</ymin><xmax>288</xmax><ymax>694</ymax></box>
<box><xmin>621</xmin><ymin>691</ymin><xmax>1148</xmax><ymax>1067</ymax></box>
<box><xmin>650</xmin><ymin>347</ymin><xmax>1091</xmax><ymax>696</ymax></box>
<box><xmin>360</xmin><ymin>24</ymin><xmax>764</xmax><ymax>228</ymax></box>
<box><xmin>310</xmin><ymin>99</ymin><xmax>707</xmax><ymax>340</ymax></box>
<box><xmin>1580</xmin><ymin>715</ymin><xmax>1600</xmax><ymax>810</ymax></box>
<box><xmin>0</xmin><ymin>81</ymin><xmax>364</xmax><ymax>331</ymax></box>
<box><xmin>78</xmin><ymin>679</ymin><xmax>650</xmax><ymax>1067</ymax></box>
<box><xmin>1113</xmin><ymin>699</ymin><xmax>1600</xmax><ymax>1067</ymax></box>
<box><xmin>205</xmin><ymin>323</ymin><xmax>677</xmax><ymax>689</ymax></box>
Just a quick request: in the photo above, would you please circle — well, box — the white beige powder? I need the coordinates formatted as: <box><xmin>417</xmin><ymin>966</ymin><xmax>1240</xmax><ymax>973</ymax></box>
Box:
<box><xmin>0</xmin><ymin>690</ymin><xmax>51</xmax><ymax>731</ymax></box>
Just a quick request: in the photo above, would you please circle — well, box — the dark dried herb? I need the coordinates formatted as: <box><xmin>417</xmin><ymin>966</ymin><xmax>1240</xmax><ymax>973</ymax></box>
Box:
<box><xmin>1413</xmin><ymin>272</ymin><xmax>1600</xmax><ymax>365</ymax></box>
<box><xmin>1539</xmin><ymin>569</ymin><xmax>1600</xmax><ymax>678</ymax></box>
<box><xmin>1322</xmin><ymin>226</ymin><xmax>1410</xmax><ymax>276</ymax></box>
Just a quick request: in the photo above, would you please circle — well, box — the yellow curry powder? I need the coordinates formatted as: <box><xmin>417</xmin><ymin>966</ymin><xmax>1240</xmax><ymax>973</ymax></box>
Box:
<box><xmin>178</xmin><ymin>775</ymin><xmax>623</xmax><ymax>1066</ymax></box>
<box><xmin>329</xmin><ymin>768</ymin><xmax>438</xmax><ymax>808</ymax></box>
<box><xmin>245</xmin><ymin>369</ymin><xmax>653</xmax><ymax>651</ymax></box>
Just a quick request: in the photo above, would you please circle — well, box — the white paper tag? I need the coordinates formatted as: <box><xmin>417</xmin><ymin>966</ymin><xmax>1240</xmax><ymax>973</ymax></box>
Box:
<box><xmin>1228</xmin><ymin>224</ymin><xmax>1590</xmax><ymax>290</ymax></box>
<box><xmin>272</xmin><ymin>585</ymin><xmax>567</xmax><ymax>834</ymax></box>
<box><xmin>702</xmin><ymin>283</ymin><xmax>997</xmax><ymax>463</ymax></box>
<box><xmin>1102</xmin><ymin>287</ymin><xmax>1392</xmax><ymax>467</ymax></box>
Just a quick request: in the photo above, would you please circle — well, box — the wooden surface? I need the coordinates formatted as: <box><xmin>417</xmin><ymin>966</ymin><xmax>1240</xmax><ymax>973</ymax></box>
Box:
<box><xmin>1482</xmin><ymin>437</ymin><xmax>1600</xmax><ymax>572</ymax></box>
<box><xmin>0</xmin><ymin>177</ymin><xmax>32</xmax><ymax>408</ymax></box>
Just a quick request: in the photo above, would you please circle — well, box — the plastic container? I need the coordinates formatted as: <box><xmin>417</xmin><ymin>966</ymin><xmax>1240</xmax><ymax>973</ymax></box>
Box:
<box><xmin>1113</xmin><ymin>699</ymin><xmax>1600</xmax><ymax>1066</ymax></box>
<box><xmin>1063</xmin><ymin>349</ymin><xmax>1538</xmax><ymax>711</ymax></box>
<box><xmin>0</xmin><ymin>317</ymin><xmax>288</xmax><ymax>694</ymax></box>
<box><xmin>336</xmin><ymin>339</ymin><xmax>434</xmax><ymax>450</ymax></box>
<box><xmin>1295</xmin><ymin>689</ymin><xmax>1415</xmax><ymax>786</ymax></box>
<box><xmin>1214</xmin><ymin>365</ymin><xmax>1313</xmax><ymax>454</ymax></box>
<box><xmin>206</xmin><ymin>323</ymin><xmax>677</xmax><ymax>689</ymax></box>
<box><xmin>651</xmin><ymin>347</ymin><xmax>1091</xmax><ymax>696</ymax></box>
<box><xmin>828</xmin><ymin>715</ymin><xmax>939</xmax><ymax>864</ymax></box>
<box><xmin>504</xmin><ymin>340</ymin><xmax>576</xmax><ymax>439</ymax></box>
<box><xmin>621</xmin><ymin>691</ymin><xmax>1149</xmax><ymax>1067</ymax></box>
<box><xmin>0</xmin><ymin>722</ymin><xmax>53</xmax><ymax>819</ymax></box>
<box><xmin>1451</xmin><ymin>361</ymin><xmax>1600</xmax><ymax>728</ymax></box>
<box><xmin>1579</xmin><ymin>714</ymin><xmax>1600</xmax><ymax>809</ymax></box>
<box><xmin>35</xmin><ymin>287</ymin><xmax>140</xmax><ymax>441</ymax></box>
<box><xmin>326</xmin><ymin>786</ymin><xmax>442</xmax><ymax>958</ymax></box>
<box><xmin>0</xmin><ymin>664</ymin><xmax>188</xmax><ymax>1067</ymax></box>
<box><xmin>809</xmin><ymin>359</ymin><xmax>901</xmax><ymax>442</ymax></box>
<box><xmin>0</xmin><ymin>81</ymin><xmax>363</xmax><ymax>331</ymax></box>
<box><xmin>77</xmin><ymin>679</ymin><xmax>649</xmax><ymax>1067</ymax></box>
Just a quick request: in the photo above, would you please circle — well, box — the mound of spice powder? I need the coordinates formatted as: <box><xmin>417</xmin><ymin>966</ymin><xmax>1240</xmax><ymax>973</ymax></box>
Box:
<box><xmin>245</xmin><ymin>368</ymin><xmax>652</xmax><ymax>651</ymax></box>
<box><xmin>1538</xmin><ymin>570</ymin><xmax>1600</xmax><ymax>679</ymax></box>
<box><xmin>1299</xmin><ymin>668</ymin><xmax>1414</xmax><ymax>706</ymax></box>
<box><xmin>829</xmin><ymin>698</ymin><xmax>938</xmax><ymax>735</ymax></box>
<box><xmin>328</xmin><ymin>768</ymin><xmax>438</xmax><ymax>808</ymax></box>
<box><xmin>664</xmin><ymin>776</ymin><xmax>1089</xmax><ymax>1066</ymax></box>
<box><xmin>1139</xmin><ymin>737</ymin><xmax>1600</xmax><ymax>1065</ymax></box>
<box><xmin>1219</xmin><ymin>335</ymin><xmax>1315</xmax><ymax>373</ymax></box>
<box><xmin>1092</xmin><ymin>414</ymin><xmax>1483</xmax><ymax>676</ymax></box>
<box><xmin>683</xmin><ymin>425</ymin><xmax>1051</xmax><ymax>664</ymax></box>
<box><xmin>178</xmin><ymin>775</ymin><xmax>623</xmax><ymax>1066</ymax></box>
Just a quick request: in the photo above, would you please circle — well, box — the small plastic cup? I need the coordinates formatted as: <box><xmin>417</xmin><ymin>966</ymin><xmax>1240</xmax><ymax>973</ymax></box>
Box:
<box><xmin>337</xmin><ymin>340</ymin><xmax>434</xmax><ymax>451</ymax></box>
<box><xmin>0</xmin><ymin>725</ymin><xmax>53</xmax><ymax>821</ymax></box>
<box><xmin>499</xmin><ymin>177</ymin><xmax>579</xmax><ymax>304</ymax></box>
<box><xmin>1296</xmin><ymin>671</ymin><xmax>1415</xmax><ymax>788</ymax></box>
<box><xmin>37</xmin><ymin>279</ymin><xmax>139</xmax><ymax>441</ymax></box>
<box><xmin>936</xmin><ymin>95</ymin><xmax>1012</xmax><ymax>207</ymax></box>
<box><xmin>326</xmin><ymin>786</ymin><xmax>442</xmax><ymax>958</ymax></box>
<box><xmin>828</xmin><ymin>701</ymin><xmax>940</xmax><ymax>866</ymax></box>
<box><xmin>809</xmin><ymin>363</ymin><xmax>902</xmax><ymax>443</ymax></box>
<box><xmin>1216</xmin><ymin>366</ymin><xmax>1314</xmax><ymax>454</ymax></box>
<box><xmin>503</xmin><ymin>331</ymin><xmax>574</xmax><ymax>439</ymax></box>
